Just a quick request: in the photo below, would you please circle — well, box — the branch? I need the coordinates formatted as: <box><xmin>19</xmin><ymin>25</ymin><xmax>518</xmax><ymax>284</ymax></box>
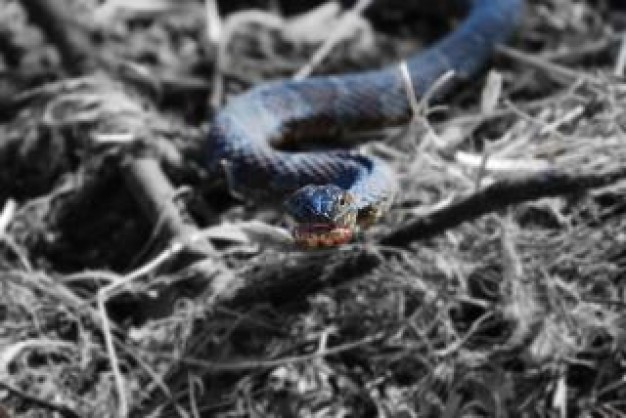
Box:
<box><xmin>19</xmin><ymin>0</ymin><xmax>213</xmax><ymax>260</ymax></box>
<box><xmin>122</xmin><ymin>158</ymin><xmax>214</xmax><ymax>257</ymax></box>
<box><xmin>381</xmin><ymin>168</ymin><xmax>626</xmax><ymax>247</ymax></box>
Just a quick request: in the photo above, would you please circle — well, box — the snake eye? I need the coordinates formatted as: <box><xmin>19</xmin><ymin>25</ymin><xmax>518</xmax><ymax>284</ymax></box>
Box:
<box><xmin>338</xmin><ymin>193</ymin><xmax>352</xmax><ymax>207</ymax></box>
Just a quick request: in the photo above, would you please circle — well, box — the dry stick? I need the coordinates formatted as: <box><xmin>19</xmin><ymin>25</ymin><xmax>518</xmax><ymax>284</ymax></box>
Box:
<box><xmin>17</xmin><ymin>2</ymin><xmax>214</xmax><ymax>417</ymax></box>
<box><xmin>293</xmin><ymin>0</ymin><xmax>373</xmax><ymax>80</ymax></box>
<box><xmin>95</xmin><ymin>242</ymin><xmax>192</xmax><ymax>418</ymax></box>
<box><xmin>496</xmin><ymin>45</ymin><xmax>602</xmax><ymax>86</ymax></box>
<box><xmin>122</xmin><ymin>158</ymin><xmax>214</xmax><ymax>257</ymax></box>
<box><xmin>614</xmin><ymin>32</ymin><xmax>626</xmax><ymax>77</ymax></box>
<box><xmin>540</xmin><ymin>33</ymin><xmax>620</xmax><ymax>63</ymax></box>
<box><xmin>378</xmin><ymin>43</ymin><xmax>623</xmax><ymax>247</ymax></box>
<box><xmin>380</xmin><ymin>168</ymin><xmax>626</xmax><ymax>247</ymax></box>
<box><xmin>154</xmin><ymin>331</ymin><xmax>385</xmax><ymax>372</ymax></box>
<box><xmin>18</xmin><ymin>0</ymin><xmax>213</xmax><ymax>258</ymax></box>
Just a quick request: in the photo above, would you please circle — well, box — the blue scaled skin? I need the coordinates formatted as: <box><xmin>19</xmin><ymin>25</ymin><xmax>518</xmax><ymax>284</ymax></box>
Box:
<box><xmin>284</xmin><ymin>184</ymin><xmax>354</xmax><ymax>225</ymax></box>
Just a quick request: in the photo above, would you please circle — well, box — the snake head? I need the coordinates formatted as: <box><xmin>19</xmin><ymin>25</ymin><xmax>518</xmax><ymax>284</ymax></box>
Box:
<box><xmin>284</xmin><ymin>184</ymin><xmax>358</xmax><ymax>248</ymax></box>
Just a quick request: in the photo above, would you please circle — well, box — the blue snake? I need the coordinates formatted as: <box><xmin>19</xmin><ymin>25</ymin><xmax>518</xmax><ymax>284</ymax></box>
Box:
<box><xmin>206</xmin><ymin>0</ymin><xmax>523</xmax><ymax>247</ymax></box>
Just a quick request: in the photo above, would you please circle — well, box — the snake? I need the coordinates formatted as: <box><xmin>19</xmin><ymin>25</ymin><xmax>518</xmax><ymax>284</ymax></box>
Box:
<box><xmin>206</xmin><ymin>0</ymin><xmax>524</xmax><ymax>248</ymax></box>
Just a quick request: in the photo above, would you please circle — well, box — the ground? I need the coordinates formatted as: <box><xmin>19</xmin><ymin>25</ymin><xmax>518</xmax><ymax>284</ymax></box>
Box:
<box><xmin>1</xmin><ymin>0</ymin><xmax>626</xmax><ymax>417</ymax></box>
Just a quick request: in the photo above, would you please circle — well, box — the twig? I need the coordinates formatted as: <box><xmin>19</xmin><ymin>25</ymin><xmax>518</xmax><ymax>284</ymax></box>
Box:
<box><xmin>293</xmin><ymin>0</ymin><xmax>374</xmax><ymax>80</ymax></box>
<box><xmin>95</xmin><ymin>239</ymin><xmax>189</xmax><ymax>418</ymax></box>
<box><xmin>93</xmin><ymin>220</ymin><xmax>230</xmax><ymax>417</ymax></box>
<box><xmin>210</xmin><ymin>9</ymin><xmax>283</xmax><ymax>108</ymax></box>
<box><xmin>497</xmin><ymin>45</ymin><xmax>602</xmax><ymax>86</ymax></box>
<box><xmin>0</xmin><ymin>199</ymin><xmax>16</xmax><ymax>234</ymax></box>
<box><xmin>614</xmin><ymin>32</ymin><xmax>626</xmax><ymax>77</ymax></box>
<box><xmin>122</xmin><ymin>158</ymin><xmax>214</xmax><ymax>257</ymax></box>
<box><xmin>149</xmin><ymin>332</ymin><xmax>384</xmax><ymax>372</ymax></box>
<box><xmin>18</xmin><ymin>3</ymin><xmax>216</xmax><ymax>416</ymax></box>
<box><xmin>20</xmin><ymin>1</ymin><xmax>211</xmax><ymax>262</ymax></box>
<box><xmin>381</xmin><ymin>167</ymin><xmax>626</xmax><ymax>247</ymax></box>
<box><xmin>540</xmin><ymin>33</ymin><xmax>620</xmax><ymax>63</ymax></box>
<box><xmin>94</xmin><ymin>221</ymin><xmax>220</xmax><ymax>416</ymax></box>
<box><xmin>204</xmin><ymin>0</ymin><xmax>222</xmax><ymax>47</ymax></box>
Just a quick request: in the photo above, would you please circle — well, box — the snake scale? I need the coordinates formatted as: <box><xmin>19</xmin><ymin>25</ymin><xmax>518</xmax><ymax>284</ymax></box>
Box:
<box><xmin>206</xmin><ymin>0</ymin><xmax>524</xmax><ymax>247</ymax></box>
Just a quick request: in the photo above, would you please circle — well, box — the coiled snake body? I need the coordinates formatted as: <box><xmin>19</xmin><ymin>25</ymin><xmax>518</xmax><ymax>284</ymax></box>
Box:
<box><xmin>206</xmin><ymin>0</ymin><xmax>523</xmax><ymax>247</ymax></box>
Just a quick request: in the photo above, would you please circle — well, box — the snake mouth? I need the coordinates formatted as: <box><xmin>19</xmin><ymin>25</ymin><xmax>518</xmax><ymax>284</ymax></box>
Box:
<box><xmin>292</xmin><ymin>223</ymin><xmax>353</xmax><ymax>248</ymax></box>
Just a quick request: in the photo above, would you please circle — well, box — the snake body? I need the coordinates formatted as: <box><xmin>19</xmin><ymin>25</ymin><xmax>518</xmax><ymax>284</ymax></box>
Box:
<box><xmin>206</xmin><ymin>0</ymin><xmax>523</xmax><ymax>247</ymax></box>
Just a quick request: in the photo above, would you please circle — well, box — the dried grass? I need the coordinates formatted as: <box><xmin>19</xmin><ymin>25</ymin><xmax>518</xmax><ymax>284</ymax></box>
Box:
<box><xmin>1</xmin><ymin>0</ymin><xmax>626</xmax><ymax>417</ymax></box>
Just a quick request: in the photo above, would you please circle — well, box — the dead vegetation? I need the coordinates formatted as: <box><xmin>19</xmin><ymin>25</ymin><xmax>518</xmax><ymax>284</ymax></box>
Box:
<box><xmin>1</xmin><ymin>0</ymin><xmax>626</xmax><ymax>416</ymax></box>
